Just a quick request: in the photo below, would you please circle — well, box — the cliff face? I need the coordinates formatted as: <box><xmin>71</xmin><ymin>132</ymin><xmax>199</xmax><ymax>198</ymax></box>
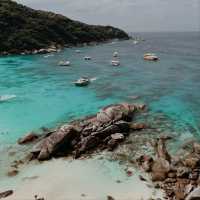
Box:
<box><xmin>0</xmin><ymin>0</ymin><xmax>129</xmax><ymax>55</ymax></box>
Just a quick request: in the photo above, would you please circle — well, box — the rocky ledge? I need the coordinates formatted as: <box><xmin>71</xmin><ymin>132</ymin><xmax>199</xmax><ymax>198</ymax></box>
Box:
<box><xmin>18</xmin><ymin>103</ymin><xmax>146</xmax><ymax>161</ymax></box>
<box><xmin>0</xmin><ymin>190</ymin><xmax>13</xmax><ymax>199</ymax></box>
<box><xmin>137</xmin><ymin>136</ymin><xmax>200</xmax><ymax>200</ymax></box>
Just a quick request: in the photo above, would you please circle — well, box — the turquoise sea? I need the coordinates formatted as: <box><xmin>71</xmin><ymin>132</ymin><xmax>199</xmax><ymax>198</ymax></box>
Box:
<box><xmin>0</xmin><ymin>31</ymin><xmax>200</xmax><ymax>149</ymax></box>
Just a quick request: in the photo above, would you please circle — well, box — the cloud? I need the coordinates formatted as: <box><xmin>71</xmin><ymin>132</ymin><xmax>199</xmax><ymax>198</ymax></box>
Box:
<box><xmin>15</xmin><ymin>0</ymin><xmax>200</xmax><ymax>32</ymax></box>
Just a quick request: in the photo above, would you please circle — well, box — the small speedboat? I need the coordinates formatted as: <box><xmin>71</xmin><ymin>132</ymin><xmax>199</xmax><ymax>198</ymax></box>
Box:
<box><xmin>143</xmin><ymin>53</ymin><xmax>159</xmax><ymax>61</ymax></box>
<box><xmin>133</xmin><ymin>40</ymin><xmax>139</xmax><ymax>45</ymax></box>
<box><xmin>84</xmin><ymin>56</ymin><xmax>91</xmax><ymax>60</ymax></box>
<box><xmin>113</xmin><ymin>51</ymin><xmax>119</xmax><ymax>57</ymax></box>
<box><xmin>75</xmin><ymin>50</ymin><xmax>81</xmax><ymax>53</ymax></box>
<box><xmin>74</xmin><ymin>77</ymin><xmax>90</xmax><ymax>87</ymax></box>
<box><xmin>58</xmin><ymin>61</ymin><xmax>71</xmax><ymax>66</ymax></box>
<box><xmin>111</xmin><ymin>60</ymin><xmax>120</xmax><ymax>66</ymax></box>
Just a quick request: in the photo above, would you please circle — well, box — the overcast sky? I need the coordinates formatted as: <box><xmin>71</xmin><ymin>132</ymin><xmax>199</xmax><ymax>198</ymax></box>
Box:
<box><xmin>15</xmin><ymin>0</ymin><xmax>200</xmax><ymax>32</ymax></box>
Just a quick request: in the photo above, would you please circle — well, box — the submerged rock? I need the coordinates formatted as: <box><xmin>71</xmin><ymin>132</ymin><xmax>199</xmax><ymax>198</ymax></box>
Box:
<box><xmin>7</xmin><ymin>169</ymin><xmax>19</xmax><ymax>177</ymax></box>
<box><xmin>130</xmin><ymin>123</ymin><xmax>147</xmax><ymax>130</ymax></box>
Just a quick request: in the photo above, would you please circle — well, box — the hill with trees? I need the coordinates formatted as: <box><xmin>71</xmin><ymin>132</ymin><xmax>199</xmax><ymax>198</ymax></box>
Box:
<box><xmin>0</xmin><ymin>0</ymin><xmax>129</xmax><ymax>55</ymax></box>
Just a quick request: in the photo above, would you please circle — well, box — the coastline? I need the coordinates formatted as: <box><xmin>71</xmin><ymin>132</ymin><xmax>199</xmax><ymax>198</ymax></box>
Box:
<box><xmin>0</xmin><ymin>38</ymin><xmax>128</xmax><ymax>57</ymax></box>
<box><xmin>1</xmin><ymin>101</ymin><xmax>200</xmax><ymax>200</ymax></box>
<box><xmin>0</xmin><ymin>32</ymin><xmax>199</xmax><ymax>200</ymax></box>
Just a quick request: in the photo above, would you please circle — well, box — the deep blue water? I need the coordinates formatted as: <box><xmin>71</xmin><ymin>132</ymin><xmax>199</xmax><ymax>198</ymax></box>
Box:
<box><xmin>0</xmin><ymin>32</ymin><xmax>200</xmax><ymax>147</ymax></box>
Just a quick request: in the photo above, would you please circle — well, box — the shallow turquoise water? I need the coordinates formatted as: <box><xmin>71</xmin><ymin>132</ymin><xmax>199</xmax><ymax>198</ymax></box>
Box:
<box><xmin>0</xmin><ymin>32</ymin><xmax>200</xmax><ymax>147</ymax></box>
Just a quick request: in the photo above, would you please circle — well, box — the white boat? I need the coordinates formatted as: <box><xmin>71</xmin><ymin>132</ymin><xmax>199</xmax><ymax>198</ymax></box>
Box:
<box><xmin>58</xmin><ymin>61</ymin><xmax>71</xmax><ymax>66</ymax></box>
<box><xmin>133</xmin><ymin>40</ymin><xmax>139</xmax><ymax>45</ymax></box>
<box><xmin>75</xmin><ymin>50</ymin><xmax>81</xmax><ymax>53</ymax></box>
<box><xmin>143</xmin><ymin>53</ymin><xmax>159</xmax><ymax>61</ymax></box>
<box><xmin>0</xmin><ymin>95</ymin><xmax>16</xmax><ymax>102</ymax></box>
<box><xmin>74</xmin><ymin>77</ymin><xmax>90</xmax><ymax>87</ymax></box>
<box><xmin>111</xmin><ymin>60</ymin><xmax>120</xmax><ymax>66</ymax></box>
<box><xmin>84</xmin><ymin>56</ymin><xmax>92</xmax><ymax>60</ymax></box>
<box><xmin>113</xmin><ymin>51</ymin><xmax>119</xmax><ymax>57</ymax></box>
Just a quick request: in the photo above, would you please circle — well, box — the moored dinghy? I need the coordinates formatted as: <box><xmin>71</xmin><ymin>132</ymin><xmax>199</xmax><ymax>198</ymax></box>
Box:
<box><xmin>58</xmin><ymin>61</ymin><xmax>71</xmax><ymax>66</ymax></box>
<box><xmin>74</xmin><ymin>77</ymin><xmax>90</xmax><ymax>87</ymax></box>
<box><xmin>133</xmin><ymin>40</ymin><xmax>139</xmax><ymax>45</ymax></box>
<box><xmin>111</xmin><ymin>60</ymin><xmax>120</xmax><ymax>66</ymax></box>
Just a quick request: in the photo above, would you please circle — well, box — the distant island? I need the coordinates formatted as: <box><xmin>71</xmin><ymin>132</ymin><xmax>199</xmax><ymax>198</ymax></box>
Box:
<box><xmin>0</xmin><ymin>0</ymin><xmax>129</xmax><ymax>55</ymax></box>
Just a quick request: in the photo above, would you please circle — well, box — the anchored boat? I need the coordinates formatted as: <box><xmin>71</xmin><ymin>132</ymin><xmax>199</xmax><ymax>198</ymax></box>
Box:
<box><xmin>111</xmin><ymin>60</ymin><xmax>120</xmax><ymax>66</ymax></box>
<box><xmin>58</xmin><ymin>61</ymin><xmax>71</xmax><ymax>66</ymax></box>
<box><xmin>74</xmin><ymin>77</ymin><xmax>90</xmax><ymax>87</ymax></box>
<box><xmin>143</xmin><ymin>53</ymin><xmax>159</xmax><ymax>61</ymax></box>
<box><xmin>133</xmin><ymin>40</ymin><xmax>139</xmax><ymax>45</ymax></box>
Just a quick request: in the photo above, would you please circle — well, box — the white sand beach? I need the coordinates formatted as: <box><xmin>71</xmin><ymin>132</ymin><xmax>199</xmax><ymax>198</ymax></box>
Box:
<box><xmin>0</xmin><ymin>156</ymin><xmax>163</xmax><ymax>200</ymax></box>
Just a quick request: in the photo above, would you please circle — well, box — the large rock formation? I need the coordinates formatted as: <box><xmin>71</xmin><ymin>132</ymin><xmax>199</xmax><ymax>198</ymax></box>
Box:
<box><xmin>0</xmin><ymin>190</ymin><xmax>13</xmax><ymax>199</ymax></box>
<box><xmin>20</xmin><ymin>103</ymin><xmax>145</xmax><ymax>161</ymax></box>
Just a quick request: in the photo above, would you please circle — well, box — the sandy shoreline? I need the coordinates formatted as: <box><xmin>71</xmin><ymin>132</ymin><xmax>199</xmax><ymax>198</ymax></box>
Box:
<box><xmin>0</xmin><ymin>156</ymin><xmax>163</xmax><ymax>200</ymax></box>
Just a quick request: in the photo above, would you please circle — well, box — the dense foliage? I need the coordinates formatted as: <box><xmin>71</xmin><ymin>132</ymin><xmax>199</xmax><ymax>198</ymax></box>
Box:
<box><xmin>0</xmin><ymin>0</ymin><xmax>129</xmax><ymax>54</ymax></box>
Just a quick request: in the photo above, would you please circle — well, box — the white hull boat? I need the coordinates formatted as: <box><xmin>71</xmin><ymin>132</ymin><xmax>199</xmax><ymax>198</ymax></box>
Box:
<box><xmin>74</xmin><ymin>77</ymin><xmax>90</xmax><ymax>87</ymax></box>
<box><xmin>111</xmin><ymin>60</ymin><xmax>120</xmax><ymax>66</ymax></box>
<box><xmin>58</xmin><ymin>61</ymin><xmax>71</xmax><ymax>66</ymax></box>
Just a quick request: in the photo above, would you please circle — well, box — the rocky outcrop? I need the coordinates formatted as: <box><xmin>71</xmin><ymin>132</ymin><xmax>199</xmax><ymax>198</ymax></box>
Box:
<box><xmin>31</xmin><ymin>125</ymin><xmax>78</xmax><ymax>160</ymax></box>
<box><xmin>137</xmin><ymin>137</ymin><xmax>200</xmax><ymax>200</ymax></box>
<box><xmin>0</xmin><ymin>190</ymin><xmax>13</xmax><ymax>199</ymax></box>
<box><xmin>18</xmin><ymin>132</ymin><xmax>38</xmax><ymax>145</ymax></box>
<box><xmin>24</xmin><ymin>103</ymin><xmax>146</xmax><ymax>161</ymax></box>
<box><xmin>186</xmin><ymin>187</ymin><xmax>200</xmax><ymax>200</ymax></box>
